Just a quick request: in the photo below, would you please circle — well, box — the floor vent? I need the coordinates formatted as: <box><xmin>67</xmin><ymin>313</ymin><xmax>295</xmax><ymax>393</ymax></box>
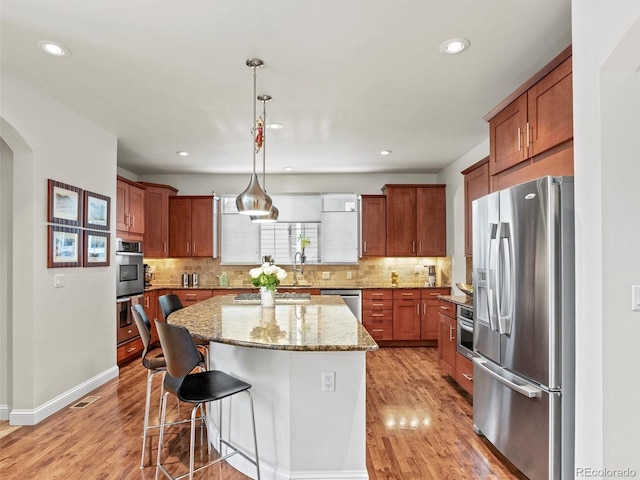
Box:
<box><xmin>70</xmin><ymin>396</ymin><xmax>100</xmax><ymax>409</ymax></box>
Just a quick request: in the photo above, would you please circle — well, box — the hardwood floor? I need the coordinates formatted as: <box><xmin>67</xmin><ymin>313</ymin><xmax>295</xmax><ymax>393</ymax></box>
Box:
<box><xmin>0</xmin><ymin>347</ymin><xmax>525</xmax><ymax>479</ymax></box>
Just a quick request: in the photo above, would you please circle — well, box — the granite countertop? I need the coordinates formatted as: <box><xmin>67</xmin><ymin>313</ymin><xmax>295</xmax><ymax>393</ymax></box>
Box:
<box><xmin>439</xmin><ymin>294</ymin><xmax>473</xmax><ymax>307</ymax></box>
<box><xmin>147</xmin><ymin>284</ymin><xmax>452</xmax><ymax>292</ymax></box>
<box><xmin>167</xmin><ymin>295</ymin><xmax>379</xmax><ymax>352</ymax></box>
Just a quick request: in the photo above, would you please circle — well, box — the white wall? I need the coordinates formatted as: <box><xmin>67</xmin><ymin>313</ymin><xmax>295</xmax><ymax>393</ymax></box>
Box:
<box><xmin>0</xmin><ymin>72</ymin><xmax>118</xmax><ymax>424</ymax></box>
<box><xmin>138</xmin><ymin>172</ymin><xmax>439</xmax><ymax>196</ymax></box>
<box><xmin>572</xmin><ymin>0</ymin><xmax>640</xmax><ymax>473</ymax></box>
<box><xmin>437</xmin><ymin>139</ymin><xmax>489</xmax><ymax>288</ymax></box>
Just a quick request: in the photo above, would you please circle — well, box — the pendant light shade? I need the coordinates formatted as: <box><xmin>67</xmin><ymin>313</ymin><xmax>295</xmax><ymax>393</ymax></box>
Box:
<box><xmin>237</xmin><ymin>173</ymin><xmax>273</xmax><ymax>215</ymax></box>
<box><xmin>236</xmin><ymin>58</ymin><xmax>272</xmax><ymax>216</ymax></box>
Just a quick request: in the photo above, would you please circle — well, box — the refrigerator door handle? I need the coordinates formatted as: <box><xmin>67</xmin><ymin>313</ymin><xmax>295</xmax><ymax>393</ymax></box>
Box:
<box><xmin>487</xmin><ymin>222</ymin><xmax>499</xmax><ymax>332</ymax></box>
<box><xmin>473</xmin><ymin>357</ymin><xmax>541</xmax><ymax>398</ymax></box>
<box><xmin>498</xmin><ymin>222</ymin><xmax>514</xmax><ymax>335</ymax></box>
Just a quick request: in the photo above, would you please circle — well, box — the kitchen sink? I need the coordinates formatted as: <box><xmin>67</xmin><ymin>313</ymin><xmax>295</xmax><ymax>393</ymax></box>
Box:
<box><xmin>234</xmin><ymin>292</ymin><xmax>311</xmax><ymax>303</ymax></box>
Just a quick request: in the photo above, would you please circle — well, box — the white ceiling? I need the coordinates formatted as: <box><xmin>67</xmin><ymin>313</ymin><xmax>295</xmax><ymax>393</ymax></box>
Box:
<box><xmin>1</xmin><ymin>0</ymin><xmax>571</xmax><ymax>176</ymax></box>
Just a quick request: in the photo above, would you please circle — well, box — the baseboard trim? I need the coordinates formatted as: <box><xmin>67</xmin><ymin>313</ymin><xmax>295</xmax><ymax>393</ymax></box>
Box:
<box><xmin>0</xmin><ymin>404</ymin><xmax>9</xmax><ymax>421</ymax></box>
<box><xmin>8</xmin><ymin>366</ymin><xmax>119</xmax><ymax>425</ymax></box>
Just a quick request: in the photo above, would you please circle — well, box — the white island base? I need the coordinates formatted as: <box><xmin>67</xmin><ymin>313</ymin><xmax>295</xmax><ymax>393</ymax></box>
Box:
<box><xmin>207</xmin><ymin>342</ymin><xmax>369</xmax><ymax>480</ymax></box>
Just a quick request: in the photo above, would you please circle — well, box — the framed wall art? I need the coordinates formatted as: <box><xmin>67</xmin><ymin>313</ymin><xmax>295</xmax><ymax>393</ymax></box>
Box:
<box><xmin>48</xmin><ymin>179</ymin><xmax>82</xmax><ymax>226</ymax></box>
<box><xmin>48</xmin><ymin>225</ymin><xmax>82</xmax><ymax>268</ymax></box>
<box><xmin>83</xmin><ymin>230</ymin><xmax>110</xmax><ymax>267</ymax></box>
<box><xmin>83</xmin><ymin>190</ymin><xmax>110</xmax><ymax>231</ymax></box>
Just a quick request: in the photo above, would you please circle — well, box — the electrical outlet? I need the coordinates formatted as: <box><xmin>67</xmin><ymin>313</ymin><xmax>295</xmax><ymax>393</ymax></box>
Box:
<box><xmin>54</xmin><ymin>274</ymin><xmax>64</xmax><ymax>288</ymax></box>
<box><xmin>322</xmin><ymin>371</ymin><xmax>335</xmax><ymax>392</ymax></box>
<box><xmin>322</xmin><ymin>272</ymin><xmax>330</xmax><ymax>280</ymax></box>
<box><xmin>346</xmin><ymin>271</ymin><xmax>352</xmax><ymax>280</ymax></box>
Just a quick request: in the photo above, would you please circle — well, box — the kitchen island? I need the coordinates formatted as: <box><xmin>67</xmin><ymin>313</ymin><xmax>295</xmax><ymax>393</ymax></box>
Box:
<box><xmin>167</xmin><ymin>294</ymin><xmax>378</xmax><ymax>480</ymax></box>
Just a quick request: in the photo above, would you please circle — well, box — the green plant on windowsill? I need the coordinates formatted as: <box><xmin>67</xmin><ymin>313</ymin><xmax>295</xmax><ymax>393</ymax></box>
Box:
<box><xmin>298</xmin><ymin>234</ymin><xmax>311</xmax><ymax>255</ymax></box>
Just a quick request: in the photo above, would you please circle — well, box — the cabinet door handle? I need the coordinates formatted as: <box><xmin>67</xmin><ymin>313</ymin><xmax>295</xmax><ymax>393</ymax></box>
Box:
<box><xmin>440</xmin><ymin>305</ymin><xmax>450</xmax><ymax>310</ymax></box>
<box><xmin>363</xmin><ymin>241</ymin><xmax>367</xmax><ymax>253</ymax></box>
<box><xmin>144</xmin><ymin>297</ymin><xmax>149</xmax><ymax>308</ymax></box>
<box><xmin>126</xmin><ymin>346</ymin><xmax>137</xmax><ymax>353</ymax></box>
<box><xmin>423</xmin><ymin>304</ymin><xmax>426</xmax><ymax>315</ymax></box>
<box><xmin>402</xmin><ymin>292</ymin><xmax>413</xmax><ymax>297</ymax></box>
<box><xmin>163</xmin><ymin>242</ymin><xmax>167</xmax><ymax>254</ymax></box>
<box><xmin>430</xmin><ymin>292</ymin><xmax>440</xmax><ymax>296</ymax></box>
<box><xmin>412</xmin><ymin>241</ymin><xmax>416</xmax><ymax>253</ymax></box>
<box><xmin>416</xmin><ymin>304</ymin><xmax>419</xmax><ymax>316</ymax></box>
<box><xmin>418</xmin><ymin>241</ymin><xmax>422</xmax><ymax>253</ymax></box>
<box><xmin>462</xmin><ymin>373</ymin><xmax>473</xmax><ymax>381</ymax></box>
<box><xmin>185</xmin><ymin>293</ymin><xmax>197</xmax><ymax>297</ymax></box>
<box><xmin>130</xmin><ymin>215</ymin><xmax>134</xmax><ymax>228</ymax></box>
<box><xmin>372</xmin><ymin>313</ymin><xmax>384</xmax><ymax>318</ymax></box>
<box><xmin>517</xmin><ymin>127</ymin><xmax>522</xmax><ymax>151</ymax></box>
<box><xmin>192</xmin><ymin>242</ymin><xmax>196</xmax><ymax>254</ymax></box>
<box><xmin>449</xmin><ymin>325</ymin><xmax>454</xmax><ymax>342</ymax></box>
<box><xmin>526</xmin><ymin>121</ymin><xmax>531</xmax><ymax>148</ymax></box>
<box><xmin>186</xmin><ymin>242</ymin><xmax>190</xmax><ymax>253</ymax></box>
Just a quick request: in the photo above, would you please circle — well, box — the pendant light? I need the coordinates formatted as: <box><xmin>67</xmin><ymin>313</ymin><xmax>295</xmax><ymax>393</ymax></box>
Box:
<box><xmin>236</xmin><ymin>58</ymin><xmax>273</xmax><ymax>216</ymax></box>
<box><xmin>251</xmin><ymin>94</ymin><xmax>279</xmax><ymax>223</ymax></box>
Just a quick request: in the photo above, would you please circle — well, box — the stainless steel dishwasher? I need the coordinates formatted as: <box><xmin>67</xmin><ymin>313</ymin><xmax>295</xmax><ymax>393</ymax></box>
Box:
<box><xmin>320</xmin><ymin>289</ymin><xmax>362</xmax><ymax>322</ymax></box>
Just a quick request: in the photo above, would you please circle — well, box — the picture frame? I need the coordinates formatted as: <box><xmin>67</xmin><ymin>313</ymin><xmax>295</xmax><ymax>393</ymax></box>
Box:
<box><xmin>48</xmin><ymin>179</ymin><xmax>82</xmax><ymax>226</ymax></box>
<box><xmin>83</xmin><ymin>190</ymin><xmax>110</xmax><ymax>231</ymax></box>
<box><xmin>83</xmin><ymin>230</ymin><xmax>110</xmax><ymax>267</ymax></box>
<box><xmin>47</xmin><ymin>225</ymin><xmax>82</xmax><ymax>268</ymax></box>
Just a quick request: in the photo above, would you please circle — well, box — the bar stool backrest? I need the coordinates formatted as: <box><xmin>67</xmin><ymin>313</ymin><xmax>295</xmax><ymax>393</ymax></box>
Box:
<box><xmin>131</xmin><ymin>304</ymin><xmax>153</xmax><ymax>360</ymax></box>
<box><xmin>155</xmin><ymin>321</ymin><xmax>202</xmax><ymax>381</ymax></box>
<box><xmin>158</xmin><ymin>294</ymin><xmax>184</xmax><ymax>322</ymax></box>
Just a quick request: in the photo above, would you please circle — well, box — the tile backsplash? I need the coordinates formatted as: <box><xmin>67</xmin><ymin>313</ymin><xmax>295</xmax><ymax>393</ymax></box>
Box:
<box><xmin>144</xmin><ymin>256</ymin><xmax>451</xmax><ymax>289</ymax></box>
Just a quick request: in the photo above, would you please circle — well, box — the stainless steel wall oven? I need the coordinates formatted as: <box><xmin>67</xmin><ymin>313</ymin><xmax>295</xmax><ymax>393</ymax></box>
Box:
<box><xmin>116</xmin><ymin>239</ymin><xmax>144</xmax><ymax>298</ymax></box>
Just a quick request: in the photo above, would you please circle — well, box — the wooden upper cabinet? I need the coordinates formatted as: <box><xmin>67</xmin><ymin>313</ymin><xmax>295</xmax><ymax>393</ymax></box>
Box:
<box><xmin>385</xmin><ymin>187</ymin><xmax>417</xmax><ymax>256</ymax></box>
<box><xmin>462</xmin><ymin>158</ymin><xmax>490</xmax><ymax>256</ymax></box>
<box><xmin>140</xmin><ymin>182</ymin><xmax>178</xmax><ymax>258</ymax></box>
<box><xmin>416</xmin><ymin>186</ymin><xmax>446</xmax><ymax>257</ymax></box>
<box><xmin>489</xmin><ymin>93</ymin><xmax>528</xmax><ymax>175</ymax></box>
<box><xmin>486</xmin><ymin>46</ymin><xmax>573</xmax><ymax>190</ymax></box>
<box><xmin>361</xmin><ymin>195</ymin><xmax>387</xmax><ymax>256</ymax></box>
<box><xmin>383</xmin><ymin>184</ymin><xmax>446</xmax><ymax>257</ymax></box>
<box><xmin>116</xmin><ymin>176</ymin><xmax>145</xmax><ymax>236</ymax></box>
<box><xmin>169</xmin><ymin>196</ymin><xmax>213</xmax><ymax>257</ymax></box>
<box><xmin>527</xmin><ymin>56</ymin><xmax>573</xmax><ymax>157</ymax></box>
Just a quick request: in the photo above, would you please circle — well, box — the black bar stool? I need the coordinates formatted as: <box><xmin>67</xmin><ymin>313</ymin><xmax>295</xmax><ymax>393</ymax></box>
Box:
<box><xmin>158</xmin><ymin>294</ymin><xmax>210</xmax><ymax>367</ymax></box>
<box><xmin>154</xmin><ymin>321</ymin><xmax>261</xmax><ymax>480</ymax></box>
<box><xmin>131</xmin><ymin>304</ymin><xmax>206</xmax><ymax>469</ymax></box>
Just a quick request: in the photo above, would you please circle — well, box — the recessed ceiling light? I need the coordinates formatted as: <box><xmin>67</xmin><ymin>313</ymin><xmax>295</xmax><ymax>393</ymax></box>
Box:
<box><xmin>267</xmin><ymin>122</ymin><xmax>284</xmax><ymax>130</ymax></box>
<box><xmin>379</xmin><ymin>150</ymin><xmax>392</xmax><ymax>156</ymax></box>
<box><xmin>37</xmin><ymin>40</ymin><xmax>70</xmax><ymax>57</ymax></box>
<box><xmin>176</xmin><ymin>151</ymin><xmax>189</xmax><ymax>157</ymax></box>
<box><xmin>283</xmin><ymin>167</ymin><xmax>294</xmax><ymax>171</ymax></box>
<box><xmin>439</xmin><ymin>38</ymin><xmax>470</xmax><ymax>55</ymax></box>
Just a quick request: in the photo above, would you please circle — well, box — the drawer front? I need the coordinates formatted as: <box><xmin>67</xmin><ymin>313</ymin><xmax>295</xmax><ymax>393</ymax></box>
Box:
<box><xmin>438</xmin><ymin>299</ymin><xmax>457</xmax><ymax>319</ymax></box>
<box><xmin>173</xmin><ymin>289</ymin><xmax>213</xmax><ymax>304</ymax></box>
<box><xmin>117</xmin><ymin>337</ymin><xmax>143</xmax><ymax>365</ymax></box>
<box><xmin>393</xmin><ymin>289</ymin><xmax>421</xmax><ymax>301</ymax></box>
<box><xmin>117</xmin><ymin>324</ymin><xmax>140</xmax><ymax>344</ymax></box>
<box><xmin>363</xmin><ymin>299</ymin><xmax>393</xmax><ymax>312</ymax></box>
<box><xmin>363</xmin><ymin>289</ymin><xmax>393</xmax><ymax>301</ymax></box>
<box><xmin>455</xmin><ymin>353</ymin><xmax>474</xmax><ymax>395</ymax></box>
<box><xmin>362</xmin><ymin>308</ymin><xmax>393</xmax><ymax>322</ymax></box>
<box><xmin>422</xmin><ymin>288</ymin><xmax>451</xmax><ymax>303</ymax></box>
<box><xmin>363</xmin><ymin>319</ymin><xmax>393</xmax><ymax>341</ymax></box>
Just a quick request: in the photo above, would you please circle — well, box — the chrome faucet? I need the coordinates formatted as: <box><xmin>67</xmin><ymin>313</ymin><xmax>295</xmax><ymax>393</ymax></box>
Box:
<box><xmin>293</xmin><ymin>251</ymin><xmax>304</xmax><ymax>286</ymax></box>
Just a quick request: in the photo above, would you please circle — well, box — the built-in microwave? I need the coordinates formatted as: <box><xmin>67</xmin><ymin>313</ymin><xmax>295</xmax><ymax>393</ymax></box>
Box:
<box><xmin>116</xmin><ymin>240</ymin><xmax>144</xmax><ymax>298</ymax></box>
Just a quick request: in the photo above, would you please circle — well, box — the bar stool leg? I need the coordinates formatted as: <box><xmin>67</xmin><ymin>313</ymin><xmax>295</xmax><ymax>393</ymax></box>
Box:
<box><xmin>246</xmin><ymin>390</ymin><xmax>261</xmax><ymax>480</ymax></box>
<box><xmin>155</xmin><ymin>391</ymin><xmax>169</xmax><ymax>480</ymax></box>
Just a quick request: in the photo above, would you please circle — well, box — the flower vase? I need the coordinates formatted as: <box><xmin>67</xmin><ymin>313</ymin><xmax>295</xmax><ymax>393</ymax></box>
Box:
<box><xmin>260</xmin><ymin>287</ymin><xmax>276</xmax><ymax>307</ymax></box>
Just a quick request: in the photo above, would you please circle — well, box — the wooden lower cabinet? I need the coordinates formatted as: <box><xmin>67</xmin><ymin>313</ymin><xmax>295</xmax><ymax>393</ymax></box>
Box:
<box><xmin>455</xmin><ymin>353</ymin><xmax>474</xmax><ymax>395</ymax></box>
<box><xmin>172</xmin><ymin>289</ymin><xmax>213</xmax><ymax>306</ymax></box>
<box><xmin>362</xmin><ymin>289</ymin><xmax>393</xmax><ymax>341</ymax></box>
<box><xmin>117</xmin><ymin>336</ymin><xmax>143</xmax><ymax>365</ymax></box>
<box><xmin>421</xmin><ymin>288</ymin><xmax>450</xmax><ymax>340</ymax></box>
<box><xmin>438</xmin><ymin>314</ymin><xmax>456</xmax><ymax>377</ymax></box>
<box><xmin>392</xmin><ymin>289</ymin><xmax>421</xmax><ymax>340</ymax></box>
<box><xmin>143</xmin><ymin>289</ymin><xmax>159</xmax><ymax>345</ymax></box>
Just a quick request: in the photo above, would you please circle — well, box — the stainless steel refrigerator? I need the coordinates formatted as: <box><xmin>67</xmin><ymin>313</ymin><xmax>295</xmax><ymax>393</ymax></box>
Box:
<box><xmin>472</xmin><ymin>176</ymin><xmax>574</xmax><ymax>480</ymax></box>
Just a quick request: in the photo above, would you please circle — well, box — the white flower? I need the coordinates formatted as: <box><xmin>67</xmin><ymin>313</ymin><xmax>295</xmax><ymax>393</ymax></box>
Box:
<box><xmin>276</xmin><ymin>268</ymin><xmax>287</xmax><ymax>281</ymax></box>
<box><xmin>249</xmin><ymin>267</ymin><xmax>262</xmax><ymax>279</ymax></box>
